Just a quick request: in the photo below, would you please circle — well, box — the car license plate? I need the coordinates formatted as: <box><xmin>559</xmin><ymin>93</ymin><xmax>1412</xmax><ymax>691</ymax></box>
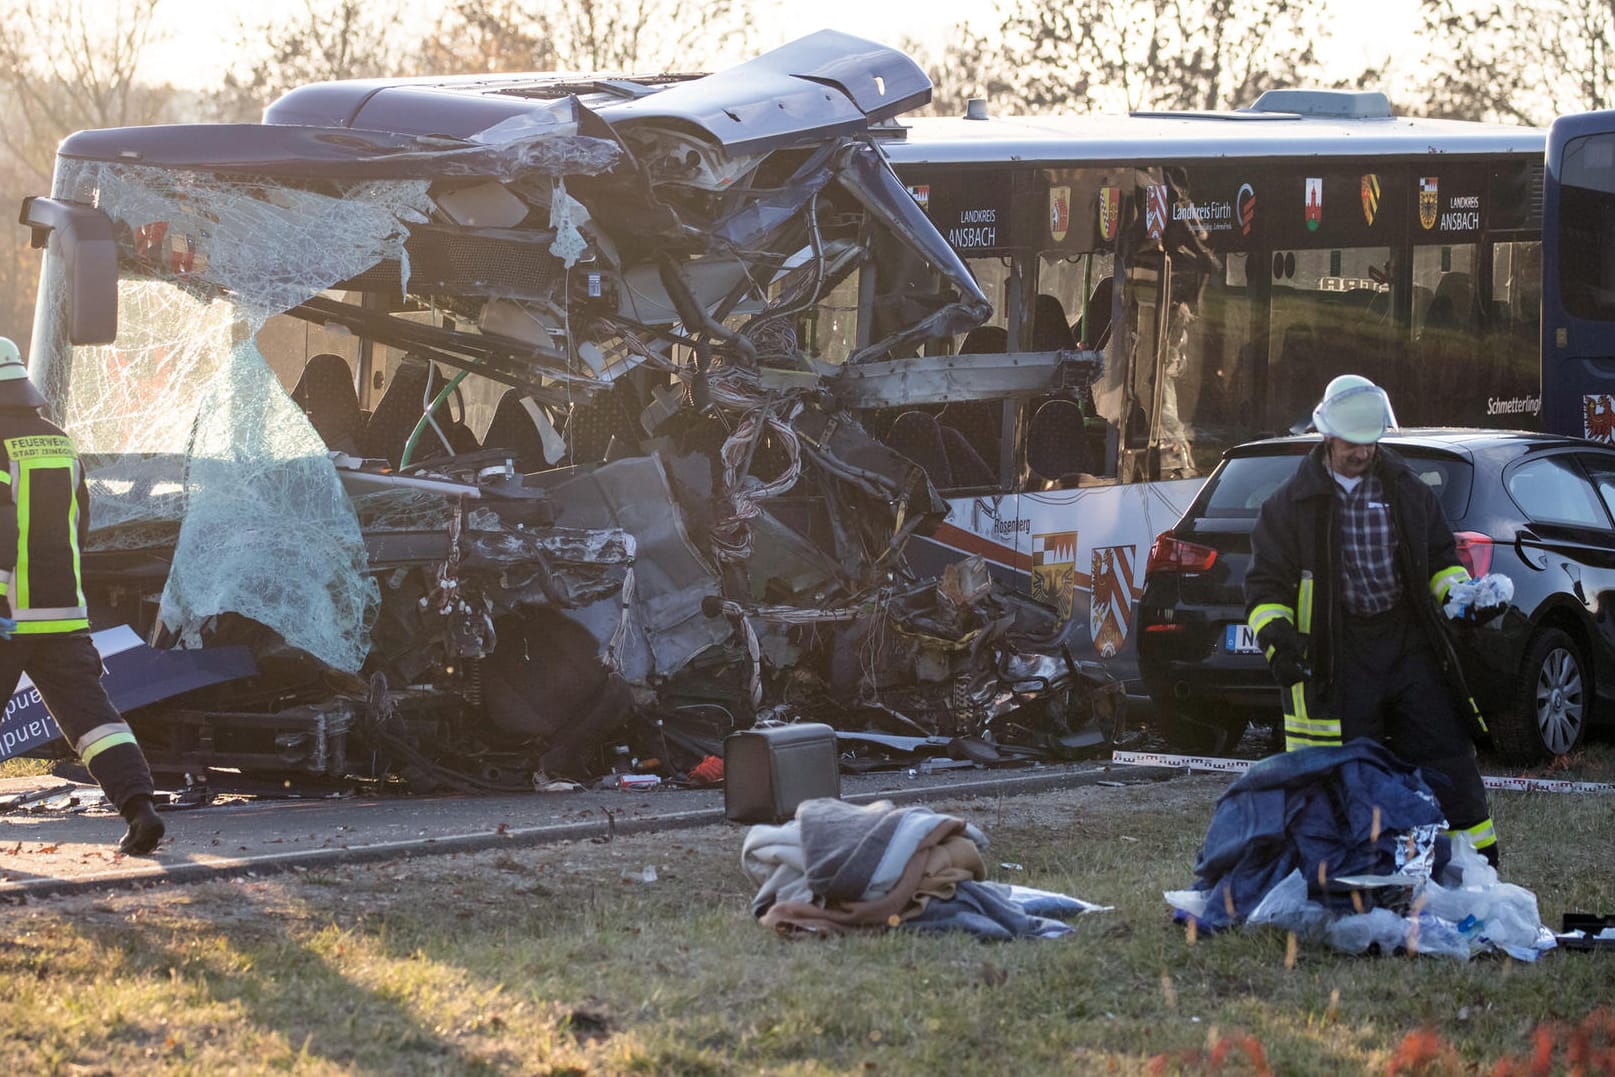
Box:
<box><xmin>1224</xmin><ymin>623</ymin><xmax>1262</xmax><ymax>654</ymax></box>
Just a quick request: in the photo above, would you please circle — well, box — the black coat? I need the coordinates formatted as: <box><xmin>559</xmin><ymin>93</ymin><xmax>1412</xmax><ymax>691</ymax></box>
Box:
<box><xmin>1244</xmin><ymin>442</ymin><xmax>1477</xmax><ymax>722</ymax></box>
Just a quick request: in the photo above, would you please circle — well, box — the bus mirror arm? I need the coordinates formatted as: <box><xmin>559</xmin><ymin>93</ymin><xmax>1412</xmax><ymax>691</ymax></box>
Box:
<box><xmin>18</xmin><ymin>196</ymin><xmax>118</xmax><ymax>346</ymax></box>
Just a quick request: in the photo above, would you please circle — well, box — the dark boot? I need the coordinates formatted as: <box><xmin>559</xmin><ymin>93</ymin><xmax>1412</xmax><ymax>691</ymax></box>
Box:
<box><xmin>118</xmin><ymin>794</ymin><xmax>165</xmax><ymax>855</ymax></box>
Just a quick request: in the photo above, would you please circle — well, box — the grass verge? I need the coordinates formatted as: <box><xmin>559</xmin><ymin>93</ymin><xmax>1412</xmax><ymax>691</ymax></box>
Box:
<box><xmin>4</xmin><ymin>764</ymin><xmax>1614</xmax><ymax>1075</ymax></box>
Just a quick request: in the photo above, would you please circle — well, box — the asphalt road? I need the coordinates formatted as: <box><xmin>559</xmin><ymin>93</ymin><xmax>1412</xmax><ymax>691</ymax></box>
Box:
<box><xmin>0</xmin><ymin>761</ymin><xmax>1188</xmax><ymax>900</ymax></box>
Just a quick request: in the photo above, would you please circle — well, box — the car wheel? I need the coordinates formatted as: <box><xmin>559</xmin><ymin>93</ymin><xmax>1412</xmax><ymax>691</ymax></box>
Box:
<box><xmin>1160</xmin><ymin>705</ymin><xmax>1249</xmax><ymax>756</ymax></box>
<box><xmin>1493</xmin><ymin>626</ymin><xmax>1589</xmax><ymax>764</ymax></box>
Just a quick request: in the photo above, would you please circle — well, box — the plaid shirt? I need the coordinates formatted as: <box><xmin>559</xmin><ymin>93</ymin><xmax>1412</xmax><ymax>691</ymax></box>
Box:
<box><xmin>1336</xmin><ymin>472</ymin><xmax>1402</xmax><ymax>615</ymax></box>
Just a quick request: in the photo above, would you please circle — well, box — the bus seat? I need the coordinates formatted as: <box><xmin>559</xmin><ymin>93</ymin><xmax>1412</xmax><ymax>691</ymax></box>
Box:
<box><xmin>940</xmin><ymin>425</ymin><xmax>995</xmax><ymax>488</ymax></box>
<box><xmin>1076</xmin><ymin>277</ymin><xmax>1114</xmax><ymax>349</ymax></box>
<box><xmin>1423</xmin><ymin>294</ymin><xmax>1459</xmax><ymax>333</ymax></box>
<box><xmin>960</xmin><ymin>325</ymin><xmax>1008</xmax><ymax>354</ymax></box>
<box><xmin>885</xmin><ymin>410</ymin><xmax>953</xmax><ymax>488</ymax></box>
<box><xmin>1026</xmin><ymin>398</ymin><xmax>1087</xmax><ymax>486</ymax></box>
<box><xmin>358</xmin><ymin>355</ymin><xmax>432</xmax><ymax>467</ymax></box>
<box><xmin>290</xmin><ymin>352</ymin><xmax>362</xmax><ymax>456</ymax></box>
<box><xmin>484</xmin><ymin>388</ymin><xmax>559</xmax><ymax>472</ymax></box>
<box><xmin>1271</xmin><ymin>324</ymin><xmax>1322</xmax><ymax>430</ymax></box>
<box><xmin>938</xmin><ymin>399</ymin><xmax>1002</xmax><ymax>466</ymax></box>
<box><xmin>1432</xmin><ymin>271</ymin><xmax>1475</xmax><ymax>328</ymax></box>
<box><xmin>358</xmin><ymin>355</ymin><xmax>479</xmax><ymax>468</ymax></box>
<box><xmin>567</xmin><ymin>382</ymin><xmax>642</xmax><ymax>465</ymax></box>
<box><xmin>1033</xmin><ymin>294</ymin><xmax>1074</xmax><ymax>351</ymax></box>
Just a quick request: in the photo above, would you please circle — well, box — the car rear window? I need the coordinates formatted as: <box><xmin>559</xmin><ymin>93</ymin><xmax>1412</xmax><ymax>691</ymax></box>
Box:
<box><xmin>1201</xmin><ymin>454</ymin><xmax>1309</xmax><ymax>518</ymax></box>
<box><xmin>1400</xmin><ymin>452</ymin><xmax>1473</xmax><ymax>520</ymax></box>
<box><xmin>1201</xmin><ymin>448</ymin><xmax>1473</xmax><ymax>520</ymax></box>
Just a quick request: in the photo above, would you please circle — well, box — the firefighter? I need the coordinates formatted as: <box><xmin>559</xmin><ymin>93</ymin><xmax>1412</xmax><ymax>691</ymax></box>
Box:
<box><xmin>1244</xmin><ymin>374</ymin><xmax>1498</xmax><ymax>864</ymax></box>
<box><xmin>0</xmin><ymin>337</ymin><xmax>164</xmax><ymax>855</ymax></box>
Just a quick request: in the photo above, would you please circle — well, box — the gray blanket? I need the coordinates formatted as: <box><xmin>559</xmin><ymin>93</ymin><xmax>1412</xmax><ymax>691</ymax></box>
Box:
<box><xmin>798</xmin><ymin>798</ymin><xmax>987</xmax><ymax>903</ymax></box>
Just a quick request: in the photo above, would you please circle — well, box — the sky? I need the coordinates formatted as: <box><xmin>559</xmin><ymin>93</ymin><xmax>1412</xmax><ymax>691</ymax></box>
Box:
<box><xmin>135</xmin><ymin>0</ymin><xmax>1424</xmax><ymax>95</ymax></box>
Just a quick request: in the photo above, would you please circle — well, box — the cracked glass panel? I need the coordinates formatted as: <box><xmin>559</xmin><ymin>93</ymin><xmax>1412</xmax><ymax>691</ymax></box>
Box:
<box><xmin>37</xmin><ymin>161</ymin><xmax>437</xmax><ymax>671</ymax></box>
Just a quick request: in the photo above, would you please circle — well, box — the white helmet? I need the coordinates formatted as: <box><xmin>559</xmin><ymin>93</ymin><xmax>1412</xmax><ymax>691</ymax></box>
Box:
<box><xmin>0</xmin><ymin>337</ymin><xmax>45</xmax><ymax>409</ymax></box>
<box><xmin>1312</xmin><ymin>374</ymin><xmax>1397</xmax><ymax>444</ymax></box>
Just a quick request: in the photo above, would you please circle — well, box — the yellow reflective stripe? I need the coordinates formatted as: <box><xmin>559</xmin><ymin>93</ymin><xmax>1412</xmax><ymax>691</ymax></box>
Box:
<box><xmin>1447</xmin><ymin>818</ymin><xmax>1497</xmax><ymax>850</ymax></box>
<box><xmin>13</xmin><ymin>604</ymin><xmax>87</xmax><ymax>620</ymax></box>
<box><xmin>9</xmin><ymin>450</ymin><xmax>84</xmax><ymax>614</ymax></box>
<box><xmin>1286</xmin><ymin>732</ymin><xmax>1344</xmax><ymax>750</ymax></box>
<box><xmin>79</xmin><ymin>726</ymin><xmax>138</xmax><ymax>765</ymax></box>
<box><xmin>1467</xmin><ymin>698</ymin><xmax>1488</xmax><ymax>735</ymax></box>
<box><xmin>1285</xmin><ymin>715</ymin><xmax>1343</xmax><ymax>738</ymax></box>
<box><xmin>0</xmin><ymin>470</ymin><xmax>9</xmax><ymax>485</ymax></box>
<box><xmin>66</xmin><ymin>459</ymin><xmax>84</xmax><ymax>609</ymax></box>
<box><xmin>12</xmin><ymin>616</ymin><xmax>90</xmax><ymax>634</ymax></box>
<box><xmin>13</xmin><ymin>461</ymin><xmax>29</xmax><ymax>609</ymax></box>
<box><xmin>1280</xmin><ymin>684</ymin><xmax>1343</xmax><ymax>750</ymax></box>
<box><xmin>1249</xmin><ymin>603</ymin><xmax>1294</xmax><ymax>634</ymax></box>
<box><xmin>74</xmin><ymin>722</ymin><xmax>128</xmax><ymax>755</ymax></box>
<box><xmin>1297</xmin><ymin>571</ymin><xmax>1315</xmax><ymax>634</ymax></box>
<box><xmin>1430</xmin><ymin>565</ymin><xmax>1469</xmax><ymax>602</ymax></box>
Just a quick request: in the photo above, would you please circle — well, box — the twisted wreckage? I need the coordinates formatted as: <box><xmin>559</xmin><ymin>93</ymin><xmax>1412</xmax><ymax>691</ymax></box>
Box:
<box><xmin>13</xmin><ymin>32</ymin><xmax>1122</xmax><ymax>789</ymax></box>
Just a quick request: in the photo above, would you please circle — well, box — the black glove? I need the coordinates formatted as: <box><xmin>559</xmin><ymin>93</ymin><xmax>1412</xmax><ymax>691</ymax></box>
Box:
<box><xmin>1255</xmin><ymin>618</ymin><xmax>1311</xmax><ymax>687</ymax></box>
<box><xmin>1467</xmin><ymin>603</ymin><xmax>1508</xmax><ymax>627</ymax></box>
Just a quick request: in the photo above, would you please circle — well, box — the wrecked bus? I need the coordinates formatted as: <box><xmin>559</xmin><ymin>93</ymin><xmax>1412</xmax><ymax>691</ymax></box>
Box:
<box><xmin>11</xmin><ymin>32</ymin><xmax>1122</xmax><ymax>788</ymax></box>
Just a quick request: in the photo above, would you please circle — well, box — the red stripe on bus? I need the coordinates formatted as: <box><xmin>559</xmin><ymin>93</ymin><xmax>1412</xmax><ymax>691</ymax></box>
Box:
<box><xmin>928</xmin><ymin>522</ymin><xmax>1035</xmax><ymax>572</ymax></box>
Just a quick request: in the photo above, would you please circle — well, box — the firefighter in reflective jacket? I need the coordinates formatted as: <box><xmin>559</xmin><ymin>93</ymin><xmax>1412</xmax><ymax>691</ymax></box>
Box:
<box><xmin>0</xmin><ymin>338</ymin><xmax>164</xmax><ymax>855</ymax></box>
<box><xmin>1244</xmin><ymin>375</ymin><xmax>1498</xmax><ymax>864</ymax></box>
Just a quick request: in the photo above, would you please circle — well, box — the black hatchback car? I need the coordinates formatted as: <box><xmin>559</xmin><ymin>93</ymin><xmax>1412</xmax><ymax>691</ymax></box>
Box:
<box><xmin>1137</xmin><ymin>430</ymin><xmax>1615</xmax><ymax>763</ymax></box>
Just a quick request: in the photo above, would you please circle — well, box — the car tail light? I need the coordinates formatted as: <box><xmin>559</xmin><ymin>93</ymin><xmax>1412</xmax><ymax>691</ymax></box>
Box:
<box><xmin>1454</xmin><ymin>531</ymin><xmax>1494</xmax><ymax>578</ymax></box>
<box><xmin>1145</xmin><ymin>531</ymin><xmax>1218</xmax><ymax>577</ymax></box>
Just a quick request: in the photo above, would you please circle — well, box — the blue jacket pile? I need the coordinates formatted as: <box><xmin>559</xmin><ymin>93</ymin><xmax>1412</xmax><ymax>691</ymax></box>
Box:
<box><xmin>1186</xmin><ymin>740</ymin><xmax>1449</xmax><ymax>932</ymax></box>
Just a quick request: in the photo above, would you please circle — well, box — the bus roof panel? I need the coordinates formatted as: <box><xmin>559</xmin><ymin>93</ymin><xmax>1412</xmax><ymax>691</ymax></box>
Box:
<box><xmin>882</xmin><ymin>113</ymin><xmax>1548</xmax><ymax>167</ymax></box>
<box><xmin>263</xmin><ymin>30</ymin><xmax>928</xmax><ymax>155</ymax></box>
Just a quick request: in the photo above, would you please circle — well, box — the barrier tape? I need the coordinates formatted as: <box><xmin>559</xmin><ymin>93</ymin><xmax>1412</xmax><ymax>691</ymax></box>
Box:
<box><xmin>1110</xmin><ymin>750</ymin><xmax>1615</xmax><ymax>794</ymax></box>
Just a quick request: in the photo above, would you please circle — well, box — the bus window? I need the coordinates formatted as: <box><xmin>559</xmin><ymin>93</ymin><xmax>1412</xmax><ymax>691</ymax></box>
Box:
<box><xmin>1267</xmin><ymin>246</ymin><xmax>1393</xmax><ymax>430</ymax></box>
<box><xmin>1494</xmin><ymin>241</ymin><xmax>1543</xmax><ymax>336</ymax></box>
<box><xmin>1492</xmin><ymin>241</ymin><xmax>1543</xmax><ymax>401</ymax></box>
<box><xmin>1039</xmin><ymin>253</ymin><xmax>1116</xmax><ymax>348</ymax></box>
<box><xmin>1413</xmin><ymin>245</ymin><xmax>1478</xmax><ymax>335</ymax></box>
<box><xmin>1555</xmin><ymin>131</ymin><xmax>1615</xmax><ymax>322</ymax></box>
<box><xmin>798</xmin><ymin>272</ymin><xmax>860</xmax><ymax>365</ymax></box>
<box><xmin>1406</xmin><ymin>244</ymin><xmax>1479</xmax><ymax>425</ymax></box>
<box><xmin>1166</xmin><ymin>251</ymin><xmax>1262</xmax><ymax>467</ymax></box>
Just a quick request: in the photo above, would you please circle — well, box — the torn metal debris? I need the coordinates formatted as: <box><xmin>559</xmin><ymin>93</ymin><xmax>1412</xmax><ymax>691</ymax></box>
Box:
<box><xmin>15</xmin><ymin>32</ymin><xmax>1123</xmax><ymax>791</ymax></box>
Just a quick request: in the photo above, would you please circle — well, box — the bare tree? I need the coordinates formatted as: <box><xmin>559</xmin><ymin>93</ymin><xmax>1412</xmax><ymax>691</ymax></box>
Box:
<box><xmin>915</xmin><ymin>0</ymin><xmax>1323</xmax><ymax>117</ymax></box>
<box><xmin>0</xmin><ymin>0</ymin><xmax>174</xmax><ymax>187</ymax></box>
<box><xmin>1415</xmin><ymin>0</ymin><xmax>1615</xmax><ymax>124</ymax></box>
<box><xmin>0</xmin><ymin>0</ymin><xmax>176</xmax><ymax>349</ymax></box>
<box><xmin>419</xmin><ymin>0</ymin><xmax>557</xmax><ymax>75</ymax></box>
<box><xmin>212</xmin><ymin>0</ymin><xmax>415</xmax><ymax>121</ymax></box>
<box><xmin>218</xmin><ymin>0</ymin><xmax>757</xmax><ymax>121</ymax></box>
<box><xmin>419</xmin><ymin>0</ymin><xmax>755</xmax><ymax>77</ymax></box>
<box><xmin>903</xmin><ymin>27</ymin><xmax>1024</xmax><ymax>119</ymax></box>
